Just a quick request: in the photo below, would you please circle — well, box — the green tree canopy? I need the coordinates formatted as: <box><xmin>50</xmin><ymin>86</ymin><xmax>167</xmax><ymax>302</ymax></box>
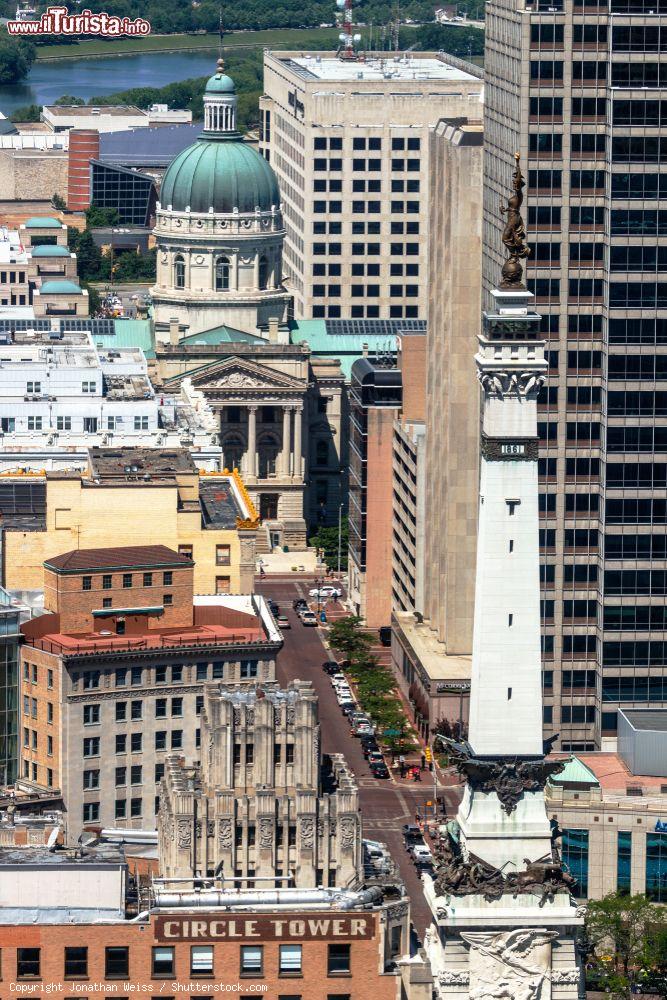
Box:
<box><xmin>0</xmin><ymin>35</ymin><xmax>35</xmax><ymax>85</ymax></box>
<box><xmin>584</xmin><ymin>892</ymin><xmax>667</xmax><ymax>996</ymax></box>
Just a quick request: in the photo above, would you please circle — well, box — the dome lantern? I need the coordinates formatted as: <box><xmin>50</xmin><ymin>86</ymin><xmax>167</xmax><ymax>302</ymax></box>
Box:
<box><xmin>203</xmin><ymin>57</ymin><xmax>238</xmax><ymax>134</ymax></box>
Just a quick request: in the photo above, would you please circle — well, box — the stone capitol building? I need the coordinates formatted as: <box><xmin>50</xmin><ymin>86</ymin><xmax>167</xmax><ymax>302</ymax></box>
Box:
<box><xmin>150</xmin><ymin>60</ymin><xmax>345</xmax><ymax>547</ymax></box>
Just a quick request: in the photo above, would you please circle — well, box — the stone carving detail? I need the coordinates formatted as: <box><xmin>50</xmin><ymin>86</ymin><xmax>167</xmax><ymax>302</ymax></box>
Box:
<box><xmin>433</xmin><ymin>824</ymin><xmax>577</xmax><ymax>906</ymax></box>
<box><xmin>461</xmin><ymin>929</ymin><xmax>559</xmax><ymax>1000</ymax></box>
<box><xmin>300</xmin><ymin>817</ymin><xmax>315</xmax><ymax>850</ymax></box>
<box><xmin>439</xmin><ymin>971</ymin><xmax>470</xmax><ymax>986</ymax></box>
<box><xmin>213</xmin><ymin>371</ymin><xmax>265</xmax><ymax>389</ymax></box>
<box><xmin>195</xmin><ymin>821</ymin><xmax>202</xmax><ymax>838</ymax></box>
<box><xmin>194</xmin><ymin>254</ymin><xmax>205</xmax><ymax>264</ymax></box>
<box><xmin>481</xmin><ymin>435</ymin><xmax>539</xmax><ymax>463</ymax></box>
<box><xmin>316</xmin><ymin>818</ymin><xmax>324</xmax><ymax>839</ymax></box>
<box><xmin>434</xmin><ymin>737</ymin><xmax>565</xmax><ymax>815</ymax></box>
<box><xmin>340</xmin><ymin>816</ymin><xmax>356</xmax><ymax>849</ymax></box>
<box><xmin>477</xmin><ymin>370</ymin><xmax>546</xmax><ymax>400</ymax></box>
<box><xmin>218</xmin><ymin>818</ymin><xmax>233</xmax><ymax>850</ymax></box>
<box><xmin>233</xmin><ymin>706</ymin><xmax>242</xmax><ymax>727</ymax></box>
<box><xmin>389</xmin><ymin>902</ymin><xmax>409</xmax><ymax>920</ymax></box>
<box><xmin>177</xmin><ymin>819</ymin><xmax>192</xmax><ymax>848</ymax></box>
<box><xmin>286</xmin><ymin>704</ymin><xmax>296</xmax><ymax>725</ymax></box>
<box><xmin>551</xmin><ymin>969</ymin><xmax>580</xmax><ymax>985</ymax></box>
<box><xmin>259</xmin><ymin>817</ymin><xmax>274</xmax><ymax>848</ymax></box>
<box><xmin>246</xmin><ymin>708</ymin><xmax>254</xmax><ymax>727</ymax></box>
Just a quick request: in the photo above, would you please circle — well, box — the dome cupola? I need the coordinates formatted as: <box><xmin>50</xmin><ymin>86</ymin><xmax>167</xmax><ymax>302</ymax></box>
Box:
<box><xmin>204</xmin><ymin>57</ymin><xmax>237</xmax><ymax>134</ymax></box>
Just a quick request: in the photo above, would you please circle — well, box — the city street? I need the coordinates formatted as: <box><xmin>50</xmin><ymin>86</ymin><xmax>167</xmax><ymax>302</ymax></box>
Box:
<box><xmin>255</xmin><ymin>576</ymin><xmax>462</xmax><ymax>938</ymax></box>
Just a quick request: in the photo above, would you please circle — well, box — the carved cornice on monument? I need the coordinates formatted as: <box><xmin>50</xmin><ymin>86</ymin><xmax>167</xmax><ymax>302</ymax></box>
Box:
<box><xmin>477</xmin><ymin>369</ymin><xmax>546</xmax><ymax>399</ymax></box>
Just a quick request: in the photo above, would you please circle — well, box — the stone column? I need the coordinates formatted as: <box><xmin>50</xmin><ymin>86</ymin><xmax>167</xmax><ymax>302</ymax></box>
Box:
<box><xmin>293</xmin><ymin>404</ymin><xmax>303</xmax><ymax>480</ymax></box>
<box><xmin>280</xmin><ymin>405</ymin><xmax>291</xmax><ymax>476</ymax></box>
<box><xmin>247</xmin><ymin>404</ymin><xmax>257</xmax><ymax>479</ymax></box>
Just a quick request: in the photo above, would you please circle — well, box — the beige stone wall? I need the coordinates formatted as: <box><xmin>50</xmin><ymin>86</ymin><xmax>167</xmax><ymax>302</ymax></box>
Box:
<box><xmin>0</xmin><ymin>150</ymin><xmax>69</xmax><ymax>201</ymax></box>
<box><xmin>424</xmin><ymin>120</ymin><xmax>483</xmax><ymax>654</ymax></box>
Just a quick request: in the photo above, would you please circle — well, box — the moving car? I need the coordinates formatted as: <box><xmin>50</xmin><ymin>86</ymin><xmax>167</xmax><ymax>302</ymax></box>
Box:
<box><xmin>370</xmin><ymin>761</ymin><xmax>390</xmax><ymax>779</ymax></box>
<box><xmin>276</xmin><ymin>614</ymin><xmax>291</xmax><ymax>629</ymax></box>
<box><xmin>299</xmin><ymin>610</ymin><xmax>318</xmax><ymax>626</ymax></box>
<box><xmin>402</xmin><ymin>824</ymin><xmax>423</xmax><ymax>845</ymax></box>
<box><xmin>308</xmin><ymin>585</ymin><xmax>342</xmax><ymax>599</ymax></box>
<box><xmin>322</xmin><ymin>660</ymin><xmax>339</xmax><ymax>675</ymax></box>
<box><xmin>293</xmin><ymin>598</ymin><xmax>308</xmax><ymax>612</ymax></box>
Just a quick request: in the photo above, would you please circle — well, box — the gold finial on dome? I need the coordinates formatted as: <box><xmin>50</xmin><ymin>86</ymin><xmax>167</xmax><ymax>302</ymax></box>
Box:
<box><xmin>216</xmin><ymin>56</ymin><xmax>225</xmax><ymax>75</ymax></box>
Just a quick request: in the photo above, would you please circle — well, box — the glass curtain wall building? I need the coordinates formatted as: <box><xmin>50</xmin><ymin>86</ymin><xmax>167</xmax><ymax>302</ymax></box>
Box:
<box><xmin>0</xmin><ymin>587</ymin><xmax>23</xmax><ymax>786</ymax></box>
<box><xmin>483</xmin><ymin>0</ymin><xmax>667</xmax><ymax>749</ymax></box>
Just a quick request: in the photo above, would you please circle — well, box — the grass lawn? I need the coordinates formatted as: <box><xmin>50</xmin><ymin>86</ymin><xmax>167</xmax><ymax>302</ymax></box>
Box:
<box><xmin>35</xmin><ymin>27</ymin><xmax>341</xmax><ymax>60</ymax></box>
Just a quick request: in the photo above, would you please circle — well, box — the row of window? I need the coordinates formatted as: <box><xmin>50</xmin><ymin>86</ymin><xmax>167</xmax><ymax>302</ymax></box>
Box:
<box><xmin>313</xmin><ymin>262</ymin><xmax>419</xmax><ymax>277</ymax></box>
<box><xmin>73</xmin><ymin>660</ymin><xmax>259</xmax><ymax>690</ymax></box>
<box><xmin>3</xmin><ymin>415</ymin><xmax>150</xmax><ymax>433</ymax></box>
<box><xmin>314</xmin><ymin>135</ymin><xmax>419</xmax><ymax>152</ymax></box>
<box><xmin>313</xmin><ymin>178</ymin><xmax>418</xmax><ymax>194</ymax></box>
<box><xmin>311</xmin><ymin>305</ymin><xmax>420</xmax><ymax>320</ymax></box>
<box><xmin>313</xmin><ymin>157</ymin><xmax>420</xmax><ymax>172</ymax></box>
<box><xmin>25</xmin><ymin>380</ymin><xmax>98</xmax><ymax>396</ymax></box>
<box><xmin>83</xmin><ymin>569</ymin><xmax>175</xmax><ymax>591</ymax></box>
<box><xmin>11</xmin><ymin>943</ymin><xmax>352</xmax><ymax>979</ymax></box>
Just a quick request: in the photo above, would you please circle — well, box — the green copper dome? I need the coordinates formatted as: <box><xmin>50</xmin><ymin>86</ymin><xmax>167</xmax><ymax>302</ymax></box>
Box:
<box><xmin>160</xmin><ymin>137</ymin><xmax>281</xmax><ymax>215</ymax></box>
<box><xmin>206</xmin><ymin>59</ymin><xmax>236</xmax><ymax>94</ymax></box>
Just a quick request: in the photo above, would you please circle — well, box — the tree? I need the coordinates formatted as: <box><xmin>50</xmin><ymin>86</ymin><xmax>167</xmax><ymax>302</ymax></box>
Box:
<box><xmin>585</xmin><ymin>892</ymin><xmax>667</xmax><ymax>995</ymax></box>
<box><xmin>75</xmin><ymin>229</ymin><xmax>103</xmax><ymax>281</ymax></box>
<box><xmin>328</xmin><ymin>616</ymin><xmax>373</xmax><ymax>662</ymax></box>
<box><xmin>10</xmin><ymin>103</ymin><xmax>41</xmax><ymax>123</ymax></box>
<box><xmin>308</xmin><ymin>516</ymin><xmax>349</xmax><ymax>571</ymax></box>
<box><xmin>0</xmin><ymin>36</ymin><xmax>35</xmax><ymax>85</ymax></box>
<box><xmin>83</xmin><ymin>282</ymin><xmax>101</xmax><ymax>316</ymax></box>
<box><xmin>85</xmin><ymin>205</ymin><xmax>120</xmax><ymax>228</ymax></box>
<box><xmin>54</xmin><ymin>95</ymin><xmax>85</xmax><ymax>106</ymax></box>
<box><xmin>52</xmin><ymin>194</ymin><xmax>67</xmax><ymax>211</ymax></box>
<box><xmin>404</xmin><ymin>22</ymin><xmax>485</xmax><ymax>59</ymax></box>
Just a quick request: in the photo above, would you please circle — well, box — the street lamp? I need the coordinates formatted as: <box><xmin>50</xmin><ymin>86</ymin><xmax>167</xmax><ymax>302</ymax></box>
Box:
<box><xmin>337</xmin><ymin>503</ymin><xmax>344</xmax><ymax>578</ymax></box>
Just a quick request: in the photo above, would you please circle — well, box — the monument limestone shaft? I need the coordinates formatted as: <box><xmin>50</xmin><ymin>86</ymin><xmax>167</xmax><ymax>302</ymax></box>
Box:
<box><xmin>423</xmin><ymin>158</ymin><xmax>584</xmax><ymax>1000</ymax></box>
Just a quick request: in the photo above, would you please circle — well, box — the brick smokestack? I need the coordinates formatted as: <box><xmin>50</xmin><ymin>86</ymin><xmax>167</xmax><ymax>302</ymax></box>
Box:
<box><xmin>67</xmin><ymin>129</ymin><xmax>100</xmax><ymax>211</ymax></box>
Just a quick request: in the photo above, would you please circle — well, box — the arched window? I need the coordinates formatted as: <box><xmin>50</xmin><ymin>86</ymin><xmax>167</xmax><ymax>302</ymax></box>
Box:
<box><xmin>215</xmin><ymin>256</ymin><xmax>230</xmax><ymax>291</ymax></box>
<box><xmin>223</xmin><ymin>434</ymin><xmax>244</xmax><ymax>471</ymax></box>
<box><xmin>258</xmin><ymin>255</ymin><xmax>270</xmax><ymax>290</ymax></box>
<box><xmin>258</xmin><ymin>434</ymin><xmax>280</xmax><ymax>478</ymax></box>
<box><xmin>315</xmin><ymin>440</ymin><xmax>328</xmax><ymax>466</ymax></box>
<box><xmin>174</xmin><ymin>254</ymin><xmax>185</xmax><ymax>289</ymax></box>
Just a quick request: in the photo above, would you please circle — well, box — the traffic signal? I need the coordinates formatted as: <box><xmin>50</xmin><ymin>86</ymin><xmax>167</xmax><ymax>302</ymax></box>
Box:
<box><xmin>425</xmin><ymin>746</ymin><xmax>432</xmax><ymax>763</ymax></box>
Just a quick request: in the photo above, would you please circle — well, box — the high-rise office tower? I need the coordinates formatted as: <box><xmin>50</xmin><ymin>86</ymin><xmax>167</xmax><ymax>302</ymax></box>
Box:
<box><xmin>259</xmin><ymin>50</ymin><xmax>483</xmax><ymax>322</ymax></box>
<box><xmin>484</xmin><ymin>0</ymin><xmax>667</xmax><ymax>751</ymax></box>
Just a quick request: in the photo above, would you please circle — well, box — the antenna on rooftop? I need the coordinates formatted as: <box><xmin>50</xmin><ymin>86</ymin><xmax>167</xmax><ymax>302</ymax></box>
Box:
<box><xmin>336</xmin><ymin>0</ymin><xmax>361</xmax><ymax>60</ymax></box>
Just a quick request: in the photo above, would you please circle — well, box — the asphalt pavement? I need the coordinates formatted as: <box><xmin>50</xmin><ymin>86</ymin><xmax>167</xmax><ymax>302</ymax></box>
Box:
<box><xmin>255</xmin><ymin>575</ymin><xmax>462</xmax><ymax>940</ymax></box>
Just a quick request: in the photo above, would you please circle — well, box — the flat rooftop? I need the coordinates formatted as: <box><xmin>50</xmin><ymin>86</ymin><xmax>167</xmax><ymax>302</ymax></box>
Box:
<box><xmin>0</xmin><ymin>328</ymin><xmax>91</xmax><ymax>348</ymax></box>
<box><xmin>24</xmin><ymin>622</ymin><xmax>266</xmax><ymax>658</ymax></box>
<box><xmin>88</xmin><ymin>446</ymin><xmax>197</xmax><ymax>479</ymax></box>
<box><xmin>103</xmin><ymin>373</ymin><xmax>153</xmax><ymax>401</ymax></box>
<box><xmin>392</xmin><ymin>611</ymin><xmax>471</xmax><ymax>683</ymax></box>
<box><xmin>552</xmin><ymin>752</ymin><xmax>667</xmax><ymax>794</ymax></box>
<box><xmin>282</xmin><ymin>53</ymin><xmax>479</xmax><ymax>83</ymax></box>
<box><xmin>621</xmin><ymin>709</ymin><xmax>667</xmax><ymax>733</ymax></box>
<box><xmin>44</xmin><ymin>105</ymin><xmax>145</xmax><ymax>117</ymax></box>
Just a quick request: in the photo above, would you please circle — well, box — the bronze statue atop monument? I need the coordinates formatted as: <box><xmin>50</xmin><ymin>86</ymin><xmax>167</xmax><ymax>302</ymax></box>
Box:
<box><xmin>500</xmin><ymin>152</ymin><xmax>531</xmax><ymax>289</ymax></box>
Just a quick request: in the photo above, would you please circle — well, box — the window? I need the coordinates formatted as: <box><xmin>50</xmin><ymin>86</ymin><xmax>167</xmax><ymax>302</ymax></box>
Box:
<box><xmin>174</xmin><ymin>255</ymin><xmax>185</xmax><ymax>289</ymax></box>
<box><xmin>83</xmin><ymin>737</ymin><xmax>100</xmax><ymax>757</ymax></box>
<box><xmin>171</xmin><ymin>730</ymin><xmax>183</xmax><ymax>749</ymax></box>
<box><xmin>131</xmin><ymin>764</ymin><xmax>142</xmax><ymax>785</ymax></box>
<box><xmin>83</xmin><ymin>802</ymin><xmax>99</xmax><ymax>822</ymax></box>
<box><xmin>82</xmin><ymin>575</ymin><xmax>92</xmax><ymax>591</ymax></box>
<box><xmin>130</xmin><ymin>797</ymin><xmax>142</xmax><ymax>817</ymax></box>
<box><xmin>172</xmin><ymin>697</ymin><xmax>183</xmax><ymax>718</ymax></box>
<box><xmin>617</xmin><ymin>832</ymin><xmax>632</xmax><ymax>896</ymax></box>
<box><xmin>131</xmin><ymin>667</ymin><xmax>142</xmax><ymax>686</ymax></box>
<box><xmin>54</xmin><ymin>414</ymin><xmax>70</xmax><ymax>432</ymax></box>
<box><xmin>215</xmin><ymin>256</ymin><xmax>230</xmax><ymax>291</ymax></box>
<box><xmin>17</xmin><ymin>948</ymin><xmax>40</xmax><ymax>978</ymax></box>
<box><xmin>81</xmin><ymin>381</ymin><xmax>96</xmax><ymax>394</ymax></box>
<box><xmin>191</xmin><ymin>946</ymin><xmax>214</xmax><ymax>975</ymax></box>
<box><xmin>562</xmin><ymin>829</ymin><xmax>589</xmax><ymax>898</ymax></box>
<box><xmin>279</xmin><ymin>944</ymin><xmax>302</xmax><ymax>975</ymax></box>
<box><xmin>115</xmin><ymin>766</ymin><xmax>127</xmax><ymax>787</ymax></box>
<box><xmin>65</xmin><ymin>946</ymin><xmax>88</xmax><ymax>978</ymax></box>
<box><xmin>646</xmin><ymin>832</ymin><xmax>667</xmax><ymax>903</ymax></box>
<box><xmin>83</xmin><ymin>769</ymin><xmax>99</xmax><ymax>789</ymax></box>
<box><xmin>164</xmin><ymin>593</ymin><xmax>173</xmax><ymax>606</ymax></box>
<box><xmin>131</xmin><ymin>700</ymin><xmax>142</xmax><ymax>721</ymax></box>
<box><xmin>240</xmin><ymin>661</ymin><xmax>258</xmax><ymax>679</ymax></box>
<box><xmin>143</xmin><ymin>572</ymin><xmax>153</xmax><ymax>586</ymax></box>
<box><xmin>155</xmin><ymin>731</ymin><xmax>167</xmax><ymax>751</ymax></box>
<box><xmin>26</xmin><ymin>380</ymin><xmax>41</xmax><ymax>394</ymax></box>
<box><xmin>105</xmin><ymin>947</ymin><xmax>129</xmax><ymax>978</ymax></box>
<box><xmin>327</xmin><ymin>944</ymin><xmax>351</xmax><ymax>975</ymax></box>
<box><xmin>116</xmin><ymin>734</ymin><xmax>127</xmax><ymax>754</ymax></box>
<box><xmin>216</xmin><ymin>544</ymin><xmax>231</xmax><ymax>566</ymax></box>
<box><xmin>156</xmin><ymin>698</ymin><xmax>167</xmax><ymax>719</ymax></box>
<box><xmin>102</xmin><ymin>574</ymin><xmax>112</xmax><ymax>590</ymax></box>
<box><xmin>115</xmin><ymin>798</ymin><xmax>126</xmax><ymax>819</ymax></box>
<box><xmin>152</xmin><ymin>947</ymin><xmax>174</xmax><ymax>977</ymax></box>
<box><xmin>240</xmin><ymin>946</ymin><xmax>263</xmax><ymax>975</ymax></box>
<box><xmin>163</xmin><ymin>571</ymin><xmax>173</xmax><ymax>586</ymax></box>
<box><xmin>131</xmin><ymin>732</ymin><xmax>142</xmax><ymax>753</ymax></box>
<box><xmin>83</xmin><ymin>704</ymin><xmax>100</xmax><ymax>726</ymax></box>
<box><xmin>27</xmin><ymin>416</ymin><xmax>42</xmax><ymax>431</ymax></box>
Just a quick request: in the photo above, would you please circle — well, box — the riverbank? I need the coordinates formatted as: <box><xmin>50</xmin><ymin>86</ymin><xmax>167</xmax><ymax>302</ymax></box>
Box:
<box><xmin>34</xmin><ymin>27</ymin><xmax>340</xmax><ymax>61</ymax></box>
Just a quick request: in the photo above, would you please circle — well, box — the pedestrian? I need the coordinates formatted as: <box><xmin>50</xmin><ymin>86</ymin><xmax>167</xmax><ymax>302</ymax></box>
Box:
<box><xmin>399</xmin><ymin>762</ymin><xmax>406</xmax><ymax>779</ymax></box>
<box><xmin>398</xmin><ymin>754</ymin><xmax>405</xmax><ymax>768</ymax></box>
<box><xmin>420</xmin><ymin>753</ymin><xmax>426</xmax><ymax>771</ymax></box>
<box><xmin>414</xmin><ymin>768</ymin><xmax>421</xmax><ymax>782</ymax></box>
<box><xmin>415</xmin><ymin>811</ymin><xmax>422</xmax><ymax>825</ymax></box>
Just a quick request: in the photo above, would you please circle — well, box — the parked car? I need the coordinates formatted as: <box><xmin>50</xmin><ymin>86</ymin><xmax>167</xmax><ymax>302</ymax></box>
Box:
<box><xmin>331</xmin><ymin>673</ymin><xmax>347</xmax><ymax>685</ymax></box>
<box><xmin>322</xmin><ymin>660</ymin><xmax>339</xmax><ymax>675</ymax></box>
<box><xmin>402</xmin><ymin>824</ymin><xmax>423</xmax><ymax>844</ymax></box>
<box><xmin>336</xmin><ymin>687</ymin><xmax>352</xmax><ymax>703</ymax></box>
<box><xmin>299</xmin><ymin>610</ymin><xmax>318</xmax><ymax>626</ymax></box>
<box><xmin>293</xmin><ymin>598</ymin><xmax>308</xmax><ymax>612</ymax></box>
<box><xmin>268</xmin><ymin>600</ymin><xmax>279</xmax><ymax>615</ymax></box>
<box><xmin>308</xmin><ymin>586</ymin><xmax>342</xmax><ymax>599</ymax></box>
<box><xmin>370</xmin><ymin>761</ymin><xmax>390</xmax><ymax>779</ymax></box>
<box><xmin>349</xmin><ymin>711</ymin><xmax>369</xmax><ymax>725</ymax></box>
<box><xmin>411</xmin><ymin>844</ymin><xmax>433</xmax><ymax>864</ymax></box>
<box><xmin>276</xmin><ymin>614</ymin><xmax>291</xmax><ymax>629</ymax></box>
<box><xmin>367</xmin><ymin>751</ymin><xmax>384</xmax><ymax>767</ymax></box>
<box><xmin>353</xmin><ymin>721</ymin><xmax>375</xmax><ymax>737</ymax></box>
<box><xmin>340</xmin><ymin>702</ymin><xmax>356</xmax><ymax>717</ymax></box>
<box><xmin>362</xmin><ymin>741</ymin><xmax>380</xmax><ymax>758</ymax></box>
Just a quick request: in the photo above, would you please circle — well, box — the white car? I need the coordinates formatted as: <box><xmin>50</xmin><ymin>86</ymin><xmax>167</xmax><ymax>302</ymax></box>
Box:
<box><xmin>336</xmin><ymin>687</ymin><xmax>352</xmax><ymax>703</ymax></box>
<box><xmin>412</xmin><ymin>844</ymin><xmax>433</xmax><ymax>864</ymax></box>
<box><xmin>309</xmin><ymin>586</ymin><xmax>342</xmax><ymax>599</ymax></box>
<box><xmin>331</xmin><ymin>673</ymin><xmax>347</xmax><ymax>685</ymax></box>
<box><xmin>299</xmin><ymin>610</ymin><xmax>318</xmax><ymax>626</ymax></box>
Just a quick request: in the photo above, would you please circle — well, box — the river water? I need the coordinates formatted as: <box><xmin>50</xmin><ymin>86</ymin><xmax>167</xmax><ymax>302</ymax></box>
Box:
<box><xmin>0</xmin><ymin>50</ymin><xmax>220</xmax><ymax>117</ymax></box>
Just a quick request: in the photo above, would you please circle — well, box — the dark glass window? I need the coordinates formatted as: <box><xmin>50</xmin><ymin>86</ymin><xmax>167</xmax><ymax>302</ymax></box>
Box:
<box><xmin>562</xmin><ymin>830</ymin><xmax>589</xmax><ymax>897</ymax></box>
<box><xmin>17</xmin><ymin>949</ymin><xmax>41</xmax><ymax>978</ymax></box>
<box><xmin>64</xmin><ymin>946</ymin><xmax>88</xmax><ymax>978</ymax></box>
<box><xmin>327</xmin><ymin>944</ymin><xmax>351</xmax><ymax>974</ymax></box>
<box><xmin>105</xmin><ymin>947</ymin><xmax>129</xmax><ymax>978</ymax></box>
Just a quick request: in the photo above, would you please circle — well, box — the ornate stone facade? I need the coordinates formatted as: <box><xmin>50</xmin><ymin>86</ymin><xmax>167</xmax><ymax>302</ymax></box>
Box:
<box><xmin>158</xmin><ymin>681</ymin><xmax>363</xmax><ymax>887</ymax></box>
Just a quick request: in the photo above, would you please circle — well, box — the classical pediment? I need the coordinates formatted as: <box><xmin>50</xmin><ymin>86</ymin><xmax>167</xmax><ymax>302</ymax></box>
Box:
<box><xmin>187</xmin><ymin>357</ymin><xmax>305</xmax><ymax>393</ymax></box>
